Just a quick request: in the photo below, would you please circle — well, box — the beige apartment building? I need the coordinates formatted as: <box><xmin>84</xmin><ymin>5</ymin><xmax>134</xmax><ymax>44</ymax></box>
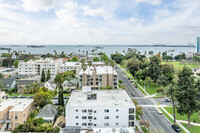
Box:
<box><xmin>0</xmin><ymin>99</ymin><xmax>34</xmax><ymax>131</ymax></box>
<box><xmin>79</xmin><ymin>66</ymin><xmax>118</xmax><ymax>89</ymax></box>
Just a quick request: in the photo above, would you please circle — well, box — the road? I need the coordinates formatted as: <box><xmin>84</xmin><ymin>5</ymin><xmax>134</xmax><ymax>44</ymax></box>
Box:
<box><xmin>115</xmin><ymin>67</ymin><xmax>176</xmax><ymax>133</ymax></box>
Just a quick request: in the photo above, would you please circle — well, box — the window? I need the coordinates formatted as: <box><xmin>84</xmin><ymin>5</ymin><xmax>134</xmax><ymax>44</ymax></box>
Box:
<box><xmin>24</xmin><ymin>114</ymin><xmax>25</xmax><ymax>117</ymax></box>
<box><xmin>94</xmin><ymin>124</ymin><xmax>97</xmax><ymax>126</ymax></box>
<box><xmin>15</xmin><ymin>116</ymin><xmax>18</xmax><ymax>120</ymax></box>
<box><xmin>82</xmin><ymin>123</ymin><xmax>87</xmax><ymax>126</ymax></box>
<box><xmin>94</xmin><ymin>111</ymin><xmax>97</xmax><ymax>113</ymax></box>
<box><xmin>82</xmin><ymin>110</ymin><xmax>87</xmax><ymax>113</ymax></box>
<box><xmin>129</xmin><ymin>108</ymin><xmax>134</xmax><ymax>114</ymax></box>
<box><xmin>104</xmin><ymin>109</ymin><xmax>109</xmax><ymax>113</ymax></box>
<box><xmin>88</xmin><ymin>123</ymin><xmax>93</xmax><ymax>126</ymax></box>
<box><xmin>129</xmin><ymin>122</ymin><xmax>134</xmax><ymax>127</ymax></box>
<box><xmin>116</xmin><ymin>122</ymin><xmax>119</xmax><ymax>125</ymax></box>
<box><xmin>82</xmin><ymin>116</ymin><xmax>87</xmax><ymax>119</ymax></box>
<box><xmin>94</xmin><ymin>117</ymin><xmax>97</xmax><ymax>120</ymax></box>
<box><xmin>88</xmin><ymin>109</ymin><xmax>93</xmax><ymax>113</ymax></box>
<box><xmin>76</xmin><ymin>123</ymin><xmax>79</xmax><ymax>125</ymax></box>
<box><xmin>116</xmin><ymin>116</ymin><xmax>119</xmax><ymax>118</ymax></box>
<box><xmin>76</xmin><ymin>116</ymin><xmax>78</xmax><ymax>119</ymax></box>
<box><xmin>15</xmin><ymin>123</ymin><xmax>18</xmax><ymax>127</ymax></box>
<box><xmin>76</xmin><ymin>109</ymin><xmax>78</xmax><ymax>112</ymax></box>
<box><xmin>104</xmin><ymin>123</ymin><xmax>109</xmax><ymax>126</ymax></box>
<box><xmin>104</xmin><ymin>116</ymin><xmax>109</xmax><ymax>119</ymax></box>
<box><xmin>116</xmin><ymin>109</ymin><xmax>119</xmax><ymax>112</ymax></box>
<box><xmin>129</xmin><ymin>115</ymin><xmax>134</xmax><ymax>120</ymax></box>
<box><xmin>88</xmin><ymin>116</ymin><xmax>93</xmax><ymax>119</ymax></box>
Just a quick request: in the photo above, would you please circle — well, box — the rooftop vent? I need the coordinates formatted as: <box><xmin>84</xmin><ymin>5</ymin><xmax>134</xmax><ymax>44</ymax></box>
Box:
<box><xmin>87</xmin><ymin>94</ymin><xmax>97</xmax><ymax>100</ymax></box>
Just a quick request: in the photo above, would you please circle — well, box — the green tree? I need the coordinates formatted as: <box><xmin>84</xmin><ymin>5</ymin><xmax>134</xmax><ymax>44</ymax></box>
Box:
<box><xmin>93</xmin><ymin>57</ymin><xmax>99</xmax><ymax>62</ymax></box>
<box><xmin>13</xmin><ymin>60</ymin><xmax>19</xmax><ymax>68</ymax></box>
<box><xmin>111</xmin><ymin>53</ymin><xmax>124</xmax><ymax>64</ymax></box>
<box><xmin>54</xmin><ymin>74</ymin><xmax>65</xmax><ymax>106</ymax></box>
<box><xmin>127</xmin><ymin>58</ymin><xmax>140</xmax><ymax>77</ymax></box>
<box><xmin>165</xmin><ymin>83</ymin><xmax>177</xmax><ymax>124</ymax></box>
<box><xmin>148</xmin><ymin>55</ymin><xmax>161</xmax><ymax>86</ymax></box>
<box><xmin>24</xmin><ymin>58</ymin><xmax>29</xmax><ymax>62</ymax></box>
<box><xmin>0</xmin><ymin>80</ymin><xmax>4</xmax><ymax>90</ymax></box>
<box><xmin>33</xmin><ymin>87</ymin><xmax>53</xmax><ymax>108</ymax></box>
<box><xmin>46</xmin><ymin>69</ymin><xmax>51</xmax><ymax>81</ymax></box>
<box><xmin>41</xmin><ymin>68</ymin><xmax>46</xmax><ymax>82</ymax></box>
<box><xmin>0</xmin><ymin>73</ymin><xmax>3</xmax><ymax>79</ymax></box>
<box><xmin>72</xmin><ymin>56</ymin><xmax>78</xmax><ymax>62</ymax></box>
<box><xmin>161</xmin><ymin>63</ymin><xmax>174</xmax><ymax>84</ymax></box>
<box><xmin>176</xmin><ymin>66</ymin><xmax>199</xmax><ymax>127</ymax></box>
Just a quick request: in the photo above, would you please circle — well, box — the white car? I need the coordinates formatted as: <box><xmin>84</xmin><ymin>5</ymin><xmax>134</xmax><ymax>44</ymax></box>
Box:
<box><xmin>156</xmin><ymin>108</ymin><xmax>163</xmax><ymax>114</ymax></box>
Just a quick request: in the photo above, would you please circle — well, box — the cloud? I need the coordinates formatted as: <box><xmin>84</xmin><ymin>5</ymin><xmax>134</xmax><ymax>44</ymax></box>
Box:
<box><xmin>53</xmin><ymin>8</ymin><xmax>85</xmax><ymax>31</ymax></box>
<box><xmin>82</xmin><ymin>6</ymin><xmax>110</xmax><ymax>20</ymax></box>
<box><xmin>135</xmin><ymin>0</ymin><xmax>161</xmax><ymax>6</ymax></box>
<box><xmin>20</xmin><ymin>0</ymin><xmax>57</xmax><ymax>12</ymax></box>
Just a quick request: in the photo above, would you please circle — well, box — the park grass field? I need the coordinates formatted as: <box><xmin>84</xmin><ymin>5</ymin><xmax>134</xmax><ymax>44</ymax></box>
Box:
<box><xmin>162</xmin><ymin>61</ymin><xmax>200</xmax><ymax>70</ymax></box>
<box><xmin>164</xmin><ymin>107</ymin><xmax>200</xmax><ymax>124</ymax></box>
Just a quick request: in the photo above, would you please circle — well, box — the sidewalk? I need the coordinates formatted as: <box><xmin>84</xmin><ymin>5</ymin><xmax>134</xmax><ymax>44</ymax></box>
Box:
<box><xmin>178</xmin><ymin>120</ymin><xmax>200</xmax><ymax>126</ymax></box>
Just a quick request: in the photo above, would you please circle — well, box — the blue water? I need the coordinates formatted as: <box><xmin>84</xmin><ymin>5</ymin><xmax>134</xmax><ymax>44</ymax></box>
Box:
<box><xmin>0</xmin><ymin>45</ymin><xmax>196</xmax><ymax>57</ymax></box>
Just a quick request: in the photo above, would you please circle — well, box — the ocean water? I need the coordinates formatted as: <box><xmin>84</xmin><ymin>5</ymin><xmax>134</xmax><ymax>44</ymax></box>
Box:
<box><xmin>0</xmin><ymin>45</ymin><xmax>196</xmax><ymax>57</ymax></box>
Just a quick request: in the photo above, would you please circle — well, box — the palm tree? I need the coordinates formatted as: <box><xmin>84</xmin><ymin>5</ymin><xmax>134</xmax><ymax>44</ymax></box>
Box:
<box><xmin>110</xmin><ymin>60</ymin><xmax>116</xmax><ymax>88</ymax></box>
<box><xmin>81</xmin><ymin>63</ymin><xmax>87</xmax><ymax>86</ymax></box>
<box><xmin>54</xmin><ymin>50</ymin><xmax>57</xmax><ymax>58</ymax></box>
<box><xmin>104</xmin><ymin>59</ymin><xmax>110</xmax><ymax>87</ymax></box>
<box><xmin>165</xmin><ymin>83</ymin><xmax>177</xmax><ymax>124</ymax></box>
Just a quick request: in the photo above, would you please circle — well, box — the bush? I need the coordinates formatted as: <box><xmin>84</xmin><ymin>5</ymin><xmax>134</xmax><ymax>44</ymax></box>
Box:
<box><xmin>119</xmin><ymin>80</ymin><xmax>123</xmax><ymax>84</ymax></box>
<box><xmin>157</xmin><ymin>87</ymin><xmax>164</xmax><ymax>94</ymax></box>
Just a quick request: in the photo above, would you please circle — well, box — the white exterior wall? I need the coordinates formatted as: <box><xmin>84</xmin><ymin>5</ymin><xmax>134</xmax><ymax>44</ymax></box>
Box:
<box><xmin>18</xmin><ymin>60</ymin><xmax>60</xmax><ymax>78</ymax></box>
<box><xmin>66</xmin><ymin>106</ymin><xmax>135</xmax><ymax>129</ymax></box>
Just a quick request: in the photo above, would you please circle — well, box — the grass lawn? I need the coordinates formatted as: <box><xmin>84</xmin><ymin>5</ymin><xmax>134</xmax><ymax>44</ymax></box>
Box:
<box><xmin>21</xmin><ymin>94</ymin><xmax>35</xmax><ymax>97</ymax></box>
<box><xmin>181</xmin><ymin>123</ymin><xmax>200</xmax><ymax>133</ymax></box>
<box><xmin>63</xmin><ymin>93</ymin><xmax>70</xmax><ymax>97</ymax></box>
<box><xmin>164</xmin><ymin>107</ymin><xmax>200</xmax><ymax>124</ymax></box>
<box><xmin>153</xmin><ymin>93</ymin><xmax>164</xmax><ymax>98</ymax></box>
<box><xmin>161</xmin><ymin>108</ymin><xmax>186</xmax><ymax>133</ymax></box>
<box><xmin>8</xmin><ymin>93</ymin><xmax>20</xmax><ymax>97</ymax></box>
<box><xmin>141</xmin><ymin>126</ymin><xmax>148</xmax><ymax>133</ymax></box>
<box><xmin>162</xmin><ymin>61</ymin><xmax>200</xmax><ymax>70</ymax></box>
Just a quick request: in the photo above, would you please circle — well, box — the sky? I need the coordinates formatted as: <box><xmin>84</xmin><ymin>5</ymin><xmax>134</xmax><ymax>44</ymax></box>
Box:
<box><xmin>0</xmin><ymin>0</ymin><xmax>200</xmax><ymax>45</ymax></box>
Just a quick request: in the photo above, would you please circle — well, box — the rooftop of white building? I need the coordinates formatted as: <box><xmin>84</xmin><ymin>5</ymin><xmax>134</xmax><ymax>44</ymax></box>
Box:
<box><xmin>19</xmin><ymin>58</ymin><xmax>61</xmax><ymax>64</ymax></box>
<box><xmin>79</xmin><ymin>66</ymin><xmax>117</xmax><ymax>75</ymax></box>
<box><xmin>0</xmin><ymin>99</ymin><xmax>33</xmax><ymax>112</ymax></box>
<box><xmin>61</xmin><ymin>62</ymin><xmax>81</xmax><ymax>67</ymax></box>
<box><xmin>67</xmin><ymin>89</ymin><xmax>135</xmax><ymax>107</ymax></box>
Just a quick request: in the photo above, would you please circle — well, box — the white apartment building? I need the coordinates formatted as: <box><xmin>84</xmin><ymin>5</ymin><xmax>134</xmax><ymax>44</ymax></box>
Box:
<box><xmin>60</xmin><ymin>62</ymin><xmax>82</xmax><ymax>76</ymax></box>
<box><xmin>65</xmin><ymin>89</ymin><xmax>135</xmax><ymax>129</ymax></box>
<box><xmin>79</xmin><ymin>66</ymin><xmax>118</xmax><ymax>89</ymax></box>
<box><xmin>60</xmin><ymin>62</ymin><xmax>105</xmax><ymax>76</ymax></box>
<box><xmin>18</xmin><ymin>58</ymin><xmax>62</xmax><ymax>78</ymax></box>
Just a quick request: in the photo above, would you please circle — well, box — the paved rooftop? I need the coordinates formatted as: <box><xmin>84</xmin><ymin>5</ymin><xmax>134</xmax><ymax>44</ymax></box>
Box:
<box><xmin>0</xmin><ymin>98</ymin><xmax>33</xmax><ymax>112</ymax></box>
<box><xmin>79</xmin><ymin>66</ymin><xmax>117</xmax><ymax>75</ymax></box>
<box><xmin>67</xmin><ymin>89</ymin><xmax>134</xmax><ymax>107</ymax></box>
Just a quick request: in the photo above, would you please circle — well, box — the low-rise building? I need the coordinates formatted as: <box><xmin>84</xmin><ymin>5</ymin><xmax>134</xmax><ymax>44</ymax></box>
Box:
<box><xmin>17</xmin><ymin>80</ymin><xmax>36</xmax><ymax>93</ymax></box>
<box><xmin>18</xmin><ymin>58</ymin><xmax>62</xmax><ymax>78</ymax></box>
<box><xmin>45</xmin><ymin>79</ymin><xmax>56</xmax><ymax>91</ymax></box>
<box><xmin>62</xmin><ymin>79</ymin><xmax>76</xmax><ymax>92</ymax></box>
<box><xmin>0</xmin><ymin>91</ymin><xmax>6</xmax><ymax>103</ymax></box>
<box><xmin>0</xmin><ymin>78</ymin><xmax>16</xmax><ymax>90</ymax></box>
<box><xmin>60</xmin><ymin>62</ymin><xmax>81</xmax><ymax>76</ymax></box>
<box><xmin>35</xmin><ymin>104</ymin><xmax>57</xmax><ymax>125</ymax></box>
<box><xmin>79</xmin><ymin>66</ymin><xmax>118</xmax><ymax>89</ymax></box>
<box><xmin>65</xmin><ymin>89</ymin><xmax>135</xmax><ymax>130</ymax></box>
<box><xmin>0</xmin><ymin>99</ymin><xmax>34</xmax><ymax>131</ymax></box>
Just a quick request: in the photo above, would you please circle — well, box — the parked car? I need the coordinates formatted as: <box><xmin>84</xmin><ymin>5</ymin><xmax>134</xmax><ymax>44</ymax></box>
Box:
<box><xmin>156</xmin><ymin>108</ymin><xmax>163</xmax><ymax>114</ymax></box>
<box><xmin>29</xmin><ymin>96</ymin><xmax>34</xmax><ymax>98</ymax></box>
<box><xmin>64</xmin><ymin>97</ymin><xmax>69</xmax><ymax>99</ymax></box>
<box><xmin>53</xmin><ymin>97</ymin><xmax>58</xmax><ymax>99</ymax></box>
<box><xmin>134</xmin><ymin>85</ymin><xmax>137</xmax><ymax>88</ymax></box>
<box><xmin>165</xmin><ymin>98</ymin><xmax>171</xmax><ymax>102</ymax></box>
<box><xmin>172</xmin><ymin>125</ymin><xmax>181</xmax><ymax>133</ymax></box>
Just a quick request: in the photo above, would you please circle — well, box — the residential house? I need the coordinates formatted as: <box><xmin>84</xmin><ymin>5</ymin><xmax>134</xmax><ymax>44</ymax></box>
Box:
<box><xmin>62</xmin><ymin>79</ymin><xmax>76</xmax><ymax>92</ymax></box>
<box><xmin>0</xmin><ymin>78</ymin><xmax>16</xmax><ymax>90</ymax></box>
<box><xmin>44</xmin><ymin>79</ymin><xmax>56</xmax><ymax>91</ymax></box>
<box><xmin>35</xmin><ymin>104</ymin><xmax>57</xmax><ymax>125</ymax></box>
<box><xmin>17</xmin><ymin>80</ymin><xmax>36</xmax><ymax>93</ymax></box>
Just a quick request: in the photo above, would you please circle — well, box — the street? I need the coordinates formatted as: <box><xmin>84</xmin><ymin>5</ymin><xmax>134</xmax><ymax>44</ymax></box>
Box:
<box><xmin>115</xmin><ymin>67</ymin><xmax>176</xmax><ymax>133</ymax></box>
